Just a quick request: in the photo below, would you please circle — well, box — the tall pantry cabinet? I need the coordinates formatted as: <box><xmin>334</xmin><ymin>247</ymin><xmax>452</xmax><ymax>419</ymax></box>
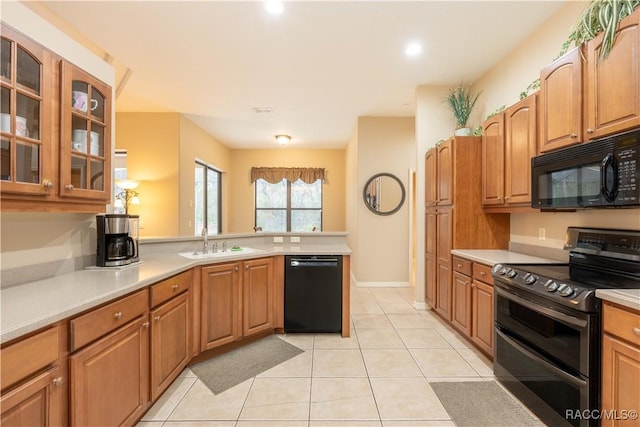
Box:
<box><xmin>425</xmin><ymin>136</ymin><xmax>509</xmax><ymax>318</ymax></box>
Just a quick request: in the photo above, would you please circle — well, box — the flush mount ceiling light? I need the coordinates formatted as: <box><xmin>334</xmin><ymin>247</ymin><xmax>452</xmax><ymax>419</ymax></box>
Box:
<box><xmin>275</xmin><ymin>134</ymin><xmax>291</xmax><ymax>145</ymax></box>
<box><xmin>405</xmin><ymin>42</ymin><xmax>423</xmax><ymax>57</ymax></box>
<box><xmin>264</xmin><ymin>0</ymin><xmax>284</xmax><ymax>15</ymax></box>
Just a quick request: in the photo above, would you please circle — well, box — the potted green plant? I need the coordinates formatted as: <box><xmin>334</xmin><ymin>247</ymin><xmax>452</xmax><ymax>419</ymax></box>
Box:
<box><xmin>445</xmin><ymin>83</ymin><xmax>481</xmax><ymax>136</ymax></box>
<box><xmin>558</xmin><ymin>0</ymin><xmax>639</xmax><ymax>60</ymax></box>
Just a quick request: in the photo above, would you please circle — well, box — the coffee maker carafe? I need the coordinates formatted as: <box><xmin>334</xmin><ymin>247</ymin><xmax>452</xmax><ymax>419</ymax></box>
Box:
<box><xmin>96</xmin><ymin>214</ymin><xmax>139</xmax><ymax>267</ymax></box>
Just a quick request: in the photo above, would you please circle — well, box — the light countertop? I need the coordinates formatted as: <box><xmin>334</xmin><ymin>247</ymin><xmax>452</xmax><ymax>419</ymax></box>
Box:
<box><xmin>1</xmin><ymin>244</ymin><xmax>350</xmax><ymax>344</ymax></box>
<box><xmin>451</xmin><ymin>249</ymin><xmax>560</xmax><ymax>266</ymax></box>
<box><xmin>596</xmin><ymin>289</ymin><xmax>640</xmax><ymax>311</ymax></box>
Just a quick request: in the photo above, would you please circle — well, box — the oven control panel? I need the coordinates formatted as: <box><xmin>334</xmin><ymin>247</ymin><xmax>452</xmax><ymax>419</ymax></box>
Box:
<box><xmin>492</xmin><ymin>263</ymin><xmax>596</xmax><ymax>311</ymax></box>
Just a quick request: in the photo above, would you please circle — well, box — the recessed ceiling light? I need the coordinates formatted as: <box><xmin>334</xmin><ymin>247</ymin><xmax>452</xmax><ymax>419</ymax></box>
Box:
<box><xmin>405</xmin><ymin>42</ymin><xmax>422</xmax><ymax>57</ymax></box>
<box><xmin>264</xmin><ymin>1</ymin><xmax>284</xmax><ymax>15</ymax></box>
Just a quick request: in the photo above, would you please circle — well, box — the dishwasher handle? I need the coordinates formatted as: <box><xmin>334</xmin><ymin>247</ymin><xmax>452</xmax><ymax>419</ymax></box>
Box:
<box><xmin>290</xmin><ymin>258</ymin><xmax>339</xmax><ymax>267</ymax></box>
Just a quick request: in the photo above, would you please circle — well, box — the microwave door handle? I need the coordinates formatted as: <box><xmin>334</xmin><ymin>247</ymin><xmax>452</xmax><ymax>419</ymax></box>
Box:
<box><xmin>601</xmin><ymin>153</ymin><xmax>618</xmax><ymax>202</ymax></box>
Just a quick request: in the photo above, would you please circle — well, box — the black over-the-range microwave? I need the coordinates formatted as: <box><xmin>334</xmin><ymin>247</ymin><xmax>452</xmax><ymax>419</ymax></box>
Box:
<box><xmin>531</xmin><ymin>128</ymin><xmax>640</xmax><ymax>209</ymax></box>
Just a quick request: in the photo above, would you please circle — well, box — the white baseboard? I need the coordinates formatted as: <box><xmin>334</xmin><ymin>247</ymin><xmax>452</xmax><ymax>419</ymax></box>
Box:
<box><xmin>355</xmin><ymin>281</ymin><xmax>410</xmax><ymax>288</ymax></box>
<box><xmin>412</xmin><ymin>301</ymin><xmax>428</xmax><ymax>310</ymax></box>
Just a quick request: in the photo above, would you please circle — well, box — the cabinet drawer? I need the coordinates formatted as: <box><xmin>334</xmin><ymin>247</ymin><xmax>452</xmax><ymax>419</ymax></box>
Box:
<box><xmin>150</xmin><ymin>270</ymin><xmax>193</xmax><ymax>308</ymax></box>
<box><xmin>70</xmin><ymin>289</ymin><xmax>148</xmax><ymax>352</ymax></box>
<box><xmin>603</xmin><ymin>303</ymin><xmax>640</xmax><ymax>347</ymax></box>
<box><xmin>473</xmin><ymin>263</ymin><xmax>493</xmax><ymax>284</ymax></box>
<box><xmin>1</xmin><ymin>326</ymin><xmax>60</xmax><ymax>391</ymax></box>
<box><xmin>452</xmin><ymin>256</ymin><xmax>472</xmax><ymax>276</ymax></box>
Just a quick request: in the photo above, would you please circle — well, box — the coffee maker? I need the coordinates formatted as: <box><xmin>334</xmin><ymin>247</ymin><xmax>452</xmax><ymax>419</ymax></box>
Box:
<box><xmin>96</xmin><ymin>214</ymin><xmax>139</xmax><ymax>267</ymax></box>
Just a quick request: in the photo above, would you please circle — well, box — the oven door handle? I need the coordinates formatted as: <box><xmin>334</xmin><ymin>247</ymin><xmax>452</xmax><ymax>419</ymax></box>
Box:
<box><xmin>496</xmin><ymin>328</ymin><xmax>587</xmax><ymax>389</ymax></box>
<box><xmin>495</xmin><ymin>287</ymin><xmax>588</xmax><ymax>328</ymax></box>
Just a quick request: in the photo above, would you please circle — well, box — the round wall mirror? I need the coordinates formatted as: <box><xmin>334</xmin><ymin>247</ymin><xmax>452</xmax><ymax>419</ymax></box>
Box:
<box><xmin>363</xmin><ymin>173</ymin><xmax>406</xmax><ymax>216</ymax></box>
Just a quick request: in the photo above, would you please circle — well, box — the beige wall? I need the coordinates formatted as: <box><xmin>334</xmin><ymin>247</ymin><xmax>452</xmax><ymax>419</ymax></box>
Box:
<box><xmin>178</xmin><ymin>116</ymin><xmax>232</xmax><ymax>236</ymax></box>
<box><xmin>227</xmin><ymin>149</ymin><xmax>346</xmax><ymax>233</ymax></box>
<box><xmin>115</xmin><ymin>113</ymin><xmax>181</xmax><ymax>237</ymax></box>
<box><xmin>351</xmin><ymin>116</ymin><xmax>416</xmax><ymax>285</ymax></box>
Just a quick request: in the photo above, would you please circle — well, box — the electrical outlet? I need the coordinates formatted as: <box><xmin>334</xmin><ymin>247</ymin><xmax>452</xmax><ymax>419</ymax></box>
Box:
<box><xmin>273</xmin><ymin>236</ymin><xmax>284</xmax><ymax>243</ymax></box>
<box><xmin>290</xmin><ymin>236</ymin><xmax>301</xmax><ymax>243</ymax></box>
<box><xmin>538</xmin><ymin>228</ymin><xmax>546</xmax><ymax>240</ymax></box>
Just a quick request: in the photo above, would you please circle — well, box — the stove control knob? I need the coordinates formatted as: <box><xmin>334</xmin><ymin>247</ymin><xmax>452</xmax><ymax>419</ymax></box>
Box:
<box><xmin>492</xmin><ymin>264</ymin><xmax>504</xmax><ymax>275</ymax></box>
<box><xmin>544</xmin><ymin>280</ymin><xmax>558</xmax><ymax>292</ymax></box>
<box><xmin>523</xmin><ymin>273</ymin><xmax>537</xmax><ymax>285</ymax></box>
<box><xmin>558</xmin><ymin>285</ymin><xmax>574</xmax><ymax>297</ymax></box>
<box><xmin>506</xmin><ymin>268</ymin><xmax>517</xmax><ymax>278</ymax></box>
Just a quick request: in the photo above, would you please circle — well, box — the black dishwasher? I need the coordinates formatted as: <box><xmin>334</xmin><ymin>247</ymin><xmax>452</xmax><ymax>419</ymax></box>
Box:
<box><xmin>284</xmin><ymin>255</ymin><xmax>343</xmax><ymax>333</ymax></box>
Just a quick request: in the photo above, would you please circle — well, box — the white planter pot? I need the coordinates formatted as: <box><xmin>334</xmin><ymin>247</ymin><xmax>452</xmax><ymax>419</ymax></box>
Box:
<box><xmin>454</xmin><ymin>127</ymin><xmax>472</xmax><ymax>136</ymax></box>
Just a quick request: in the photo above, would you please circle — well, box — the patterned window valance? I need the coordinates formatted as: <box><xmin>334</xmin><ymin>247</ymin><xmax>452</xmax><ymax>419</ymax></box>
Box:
<box><xmin>250</xmin><ymin>167</ymin><xmax>325</xmax><ymax>184</ymax></box>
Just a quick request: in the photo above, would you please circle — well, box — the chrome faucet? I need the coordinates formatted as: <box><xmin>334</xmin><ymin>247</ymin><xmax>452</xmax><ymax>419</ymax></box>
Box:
<box><xmin>201</xmin><ymin>227</ymin><xmax>208</xmax><ymax>253</ymax></box>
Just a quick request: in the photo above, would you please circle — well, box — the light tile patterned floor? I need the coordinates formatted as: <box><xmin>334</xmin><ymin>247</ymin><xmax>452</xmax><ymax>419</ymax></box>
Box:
<box><xmin>136</xmin><ymin>286</ymin><xmax>521</xmax><ymax>426</ymax></box>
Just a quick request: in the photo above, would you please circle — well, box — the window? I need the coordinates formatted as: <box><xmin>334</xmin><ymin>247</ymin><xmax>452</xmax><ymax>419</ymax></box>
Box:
<box><xmin>255</xmin><ymin>178</ymin><xmax>322</xmax><ymax>232</ymax></box>
<box><xmin>195</xmin><ymin>161</ymin><xmax>221</xmax><ymax>235</ymax></box>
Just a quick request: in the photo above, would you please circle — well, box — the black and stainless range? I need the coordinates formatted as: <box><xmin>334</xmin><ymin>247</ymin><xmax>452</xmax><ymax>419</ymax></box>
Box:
<box><xmin>492</xmin><ymin>227</ymin><xmax>640</xmax><ymax>427</ymax></box>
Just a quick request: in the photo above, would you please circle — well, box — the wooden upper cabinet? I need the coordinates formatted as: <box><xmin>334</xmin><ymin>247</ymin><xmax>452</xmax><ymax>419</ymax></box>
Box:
<box><xmin>436</xmin><ymin>139</ymin><xmax>453</xmax><ymax>206</ymax></box>
<box><xmin>1</xmin><ymin>24</ymin><xmax>112</xmax><ymax>212</ymax></box>
<box><xmin>481</xmin><ymin>114</ymin><xmax>504</xmax><ymax>206</ymax></box>
<box><xmin>425</xmin><ymin>148</ymin><xmax>437</xmax><ymax>206</ymax></box>
<box><xmin>60</xmin><ymin>62</ymin><xmax>111</xmax><ymax>202</ymax></box>
<box><xmin>0</xmin><ymin>24</ymin><xmax>55</xmax><ymax>197</ymax></box>
<box><xmin>585</xmin><ymin>8</ymin><xmax>640</xmax><ymax>140</ymax></box>
<box><xmin>504</xmin><ymin>93</ymin><xmax>537</xmax><ymax>205</ymax></box>
<box><xmin>539</xmin><ymin>46</ymin><xmax>583</xmax><ymax>153</ymax></box>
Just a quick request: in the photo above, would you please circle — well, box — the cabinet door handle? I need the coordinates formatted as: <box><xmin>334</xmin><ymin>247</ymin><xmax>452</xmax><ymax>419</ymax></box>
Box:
<box><xmin>154</xmin><ymin>315</ymin><xmax>161</xmax><ymax>322</ymax></box>
<box><xmin>586</xmin><ymin>128</ymin><xmax>594</xmax><ymax>134</ymax></box>
<box><xmin>570</xmin><ymin>133</ymin><xmax>578</xmax><ymax>138</ymax></box>
<box><xmin>43</xmin><ymin>179</ymin><xmax>53</xmax><ymax>189</ymax></box>
<box><xmin>52</xmin><ymin>376</ymin><xmax>64</xmax><ymax>387</ymax></box>
<box><xmin>633</xmin><ymin>327</ymin><xmax>640</xmax><ymax>336</ymax></box>
<box><xmin>172</xmin><ymin>284</ymin><xmax>179</xmax><ymax>291</ymax></box>
<box><xmin>64</xmin><ymin>184</ymin><xmax>74</xmax><ymax>191</ymax></box>
<box><xmin>234</xmin><ymin>266</ymin><xmax>239</xmax><ymax>272</ymax></box>
<box><xmin>480</xmin><ymin>271</ymin><xmax>486</xmax><ymax>276</ymax></box>
<box><xmin>114</xmin><ymin>311</ymin><xmax>123</xmax><ymax>320</ymax></box>
<box><xmin>142</xmin><ymin>321</ymin><xmax>150</xmax><ymax>328</ymax></box>
<box><xmin>245</xmin><ymin>265</ymin><xmax>249</xmax><ymax>270</ymax></box>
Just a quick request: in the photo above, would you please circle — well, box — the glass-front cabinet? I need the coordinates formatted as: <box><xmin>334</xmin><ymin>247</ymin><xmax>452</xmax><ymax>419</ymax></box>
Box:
<box><xmin>0</xmin><ymin>23</ymin><xmax>112</xmax><ymax>211</ymax></box>
<box><xmin>0</xmin><ymin>25</ymin><xmax>54</xmax><ymax>196</ymax></box>
<box><xmin>60</xmin><ymin>62</ymin><xmax>111</xmax><ymax>202</ymax></box>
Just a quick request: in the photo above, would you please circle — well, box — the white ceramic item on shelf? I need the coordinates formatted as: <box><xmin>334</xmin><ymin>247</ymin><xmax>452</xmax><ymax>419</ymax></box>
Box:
<box><xmin>72</xmin><ymin>129</ymin><xmax>87</xmax><ymax>152</ymax></box>
<box><xmin>72</xmin><ymin>91</ymin><xmax>98</xmax><ymax>112</ymax></box>
<box><xmin>0</xmin><ymin>113</ymin><xmax>10</xmax><ymax>132</ymax></box>
<box><xmin>90</xmin><ymin>131</ymin><xmax>100</xmax><ymax>155</ymax></box>
<box><xmin>15</xmin><ymin>116</ymin><xmax>28</xmax><ymax>137</ymax></box>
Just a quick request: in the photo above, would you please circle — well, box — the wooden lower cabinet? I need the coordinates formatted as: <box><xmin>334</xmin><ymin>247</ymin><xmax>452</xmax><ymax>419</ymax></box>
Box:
<box><xmin>69</xmin><ymin>317</ymin><xmax>150</xmax><ymax>426</ymax></box>
<box><xmin>150</xmin><ymin>292</ymin><xmax>190</xmax><ymax>401</ymax></box>
<box><xmin>1</xmin><ymin>366</ymin><xmax>63</xmax><ymax>427</ymax></box>
<box><xmin>452</xmin><ymin>271</ymin><xmax>472</xmax><ymax>336</ymax></box>
<box><xmin>471</xmin><ymin>279</ymin><xmax>494</xmax><ymax>356</ymax></box>
<box><xmin>447</xmin><ymin>256</ymin><xmax>494</xmax><ymax>357</ymax></box>
<box><xmin>243</xmin><ymin>257</ymin><xmax>274</xmax><ymax>337</ymax></box>
<box><xmin>201</xmin><ymin>262</ymin><xmax>242</xmax><ymax>351</ymax></box>
<box><xmin>0</xmin><ymin>325</ymin><xmax>66</xmax><ymax>427</ymax></box>
<box><xmin>201</xmin><ymin>257</ymin><xmax>274</xmax><ymax>351</ymax></box>
<box><xmin>601</xmin><ymin>302</ymin><xmax>640</xmax><ymax>427</ymax></box>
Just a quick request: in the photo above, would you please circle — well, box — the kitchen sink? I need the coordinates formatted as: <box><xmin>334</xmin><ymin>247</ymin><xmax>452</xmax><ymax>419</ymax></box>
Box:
<box><xmin>179</xmin><ymin>246</ymin><xmax>265</xmax><ymax>260</ymax></box>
